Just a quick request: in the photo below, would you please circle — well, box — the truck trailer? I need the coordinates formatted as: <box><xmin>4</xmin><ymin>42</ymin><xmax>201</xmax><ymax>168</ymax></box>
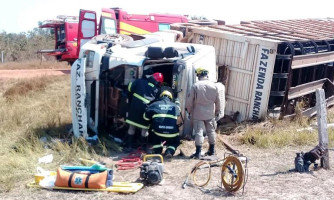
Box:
<box><xmin>173</xmin><ymin>19</ymin><xmax>334</xmax><ymax>121</ymax></box>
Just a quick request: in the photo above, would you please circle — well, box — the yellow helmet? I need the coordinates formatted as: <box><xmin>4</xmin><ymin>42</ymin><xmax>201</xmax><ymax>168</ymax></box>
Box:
<box><xmin>160</xmin><ymin>90</ymin><xmax>173</xmax><ymax>100</ymax></box>
<box><xmin>195</xmin><ymin>67</ymin><xmax>209</xmax><ymax>77</ymax></box>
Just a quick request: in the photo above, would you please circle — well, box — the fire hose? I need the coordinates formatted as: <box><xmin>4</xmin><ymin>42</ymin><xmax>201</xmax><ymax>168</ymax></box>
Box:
<box><xmin>182</xmin><ymin>154</ymin><xmax>248</xmax><ymax>193</ymax></box>
<box><xmin>115</xmin><ymin>149</ymin><xmax>144</xmax><ymax>170</ymax></box>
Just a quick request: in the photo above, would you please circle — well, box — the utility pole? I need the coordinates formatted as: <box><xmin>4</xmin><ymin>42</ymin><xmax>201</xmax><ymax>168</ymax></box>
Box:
<box><xmin>316</xmin><ymin>88</ymin><xmax>330</xmax><ymax>169</ymax></box>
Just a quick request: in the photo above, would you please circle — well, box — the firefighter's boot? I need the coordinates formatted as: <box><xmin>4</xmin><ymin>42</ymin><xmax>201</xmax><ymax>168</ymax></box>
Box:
<box><xmin>190</xmin><ymin>146</ymin><xmax>201</xmax><ymax>159</ymax></box>
<box><xmin>141</xmin><ymin>136</ymin><xmax>150</xmax><ymax>153</ymax></box>
<box><xmin>204</xmin><ymin>144</ymin><xmax>215</xmax><ymax>156</ymax></box>
<box><xmin>165</xmin><ymin>148</ymin><xmax>174</xmax><ymax>160</ymax></box>
<box><xmin>124</xmin><ymin>135</ymin><xmax>134</xmax><ymax>152</ymax></box>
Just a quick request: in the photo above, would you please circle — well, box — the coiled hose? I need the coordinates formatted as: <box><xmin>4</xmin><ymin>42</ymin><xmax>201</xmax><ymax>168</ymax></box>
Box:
<box><xmin>183</xmin><ymin>155</ymin><xmax>246</xmax><ymax>192</ymax></box>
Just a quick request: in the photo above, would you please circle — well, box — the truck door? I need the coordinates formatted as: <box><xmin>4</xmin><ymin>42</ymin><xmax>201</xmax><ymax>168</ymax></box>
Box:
<box><xmin>98</xmin><ymin>8</ymin><xmax>117</xmax><ymax>34</ymax></box>
<box><xmin>78</xmin><ymin>9</ymin><xmax>97</xmax><ymax>56</ymax></box>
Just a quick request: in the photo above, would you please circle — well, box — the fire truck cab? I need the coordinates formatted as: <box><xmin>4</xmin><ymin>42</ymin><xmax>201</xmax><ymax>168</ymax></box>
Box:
<box><xmin>38</xmin><ymin>16</ymin><xmax>79</xmax><ymax>64</ymax></box>
<box><xmin>39</xmin><ymin>8</ymin><xmax>188</xmax><ymax>64</ymax></box>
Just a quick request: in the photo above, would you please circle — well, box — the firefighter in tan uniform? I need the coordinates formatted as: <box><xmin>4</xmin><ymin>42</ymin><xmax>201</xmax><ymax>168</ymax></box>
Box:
<box><xmin>186</xmin><ymin>68</ymin><xmax>221</xmax><ymax>159</ymax></box>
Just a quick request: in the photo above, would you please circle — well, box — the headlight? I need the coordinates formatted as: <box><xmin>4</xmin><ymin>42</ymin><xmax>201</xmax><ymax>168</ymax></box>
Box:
<box><xmin>84</xmin><ymin>50</ymin><xmax>95</xmax><ymax>68</ymax></box>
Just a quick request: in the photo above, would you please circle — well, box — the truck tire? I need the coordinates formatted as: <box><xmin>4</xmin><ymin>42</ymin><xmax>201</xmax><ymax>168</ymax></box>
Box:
<box><xmin>164</xmin><ymin>47</ymin><xmax>178</xmax><ymax>58</ymax></box>
<box><xmin>146</xmin><ymin>47</ymin><xmax>164</xmax><ymax>59</ymax></box>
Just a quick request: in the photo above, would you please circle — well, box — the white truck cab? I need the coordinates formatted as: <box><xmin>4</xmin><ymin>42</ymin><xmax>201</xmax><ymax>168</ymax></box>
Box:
<box><xmin>71</xmin><ymin>32</ymin><xmax>217</xmax><ymax>139</ymax></box>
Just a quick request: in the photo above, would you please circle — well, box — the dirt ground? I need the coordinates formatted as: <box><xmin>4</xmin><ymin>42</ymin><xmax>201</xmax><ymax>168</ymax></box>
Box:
<box><xmin>0</xmin><ymin>69</ymin><xmax>70</xmax><ymax>79</ymax></box>
<box><xmin>1</xmin><ymin>68</ymin><xmax>333</xmax><ymax>199</ymax></box>
<box><xmin>1</xmin><ymin>139</ymin><xmax>333</xmax><ymax>200</ymax></box>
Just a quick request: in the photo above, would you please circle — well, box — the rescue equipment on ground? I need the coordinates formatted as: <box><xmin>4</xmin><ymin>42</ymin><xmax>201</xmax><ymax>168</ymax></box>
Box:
<box><xmin>34</xmin><ymin>167</ymin><xmax>57</xmax><ymax>184</ymax></box>
<box><xmin>182</xmin><ymin>153</ymin><xmax>248</xmax><ymax>193</ymax></box>
<box><xmin>294</xmin><ymin>145</ymin><xmax>326</xmax><ymax>172</ymax></box>
<box><xmin>55</xmin><ymin>167</ymin><xmax>113</xmax><ymax>189</ymax></box>
<box><xmin>115</xmin><ymin>149</ymin><xmax>144</xmax><ymax>170</ymax></box>
<box><xmin>27</xmin><ymin>180</ymin><xmax>144</xmax><ymax>193</ymax></box>
<box><xmin>78</xmin><ymin>158</ymin><xmax>107</xmax><ymax>166</ymax></box>
<box><xmin>61</xmin><ymin>163</ymin><xmax>108</xmax><ymax>172</ymax></box>
<box><xmin>28</xmin><ymin>161</ymin><xmax>144</xmax><ymax>193</ymax></box>
<box><xmin>140</xmin><ymin>154</ymin><xmax>164</xmax><ymax>185</ymax></box>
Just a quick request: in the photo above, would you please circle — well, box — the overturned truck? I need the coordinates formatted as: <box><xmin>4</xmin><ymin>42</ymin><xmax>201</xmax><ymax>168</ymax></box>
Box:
<box><xmin>173</xmin><ymin>19</ymin><xmax>334</xmax><ymax>121</ymax></box>
<box><xmin>71</xmin><ymin>32</ymin><xmax>218</xmax><ymax>138</ymax></box>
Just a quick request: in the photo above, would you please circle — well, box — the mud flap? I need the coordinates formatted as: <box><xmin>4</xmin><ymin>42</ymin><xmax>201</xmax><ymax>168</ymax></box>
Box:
<box><xmin>71</xmin><ymin>58</ymin><xmax>88</xmax><ymax>138</ymax></box>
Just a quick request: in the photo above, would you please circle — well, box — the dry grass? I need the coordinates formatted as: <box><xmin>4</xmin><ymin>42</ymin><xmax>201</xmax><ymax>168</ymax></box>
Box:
<box><xmin>0</xmin><ymin>59</ymin><xmax>69</xmax><ymax>70</ymax></box>
<box><xmin>239</xmin><ymin>114</ymin><xmax>334</xmax><ymax>148</ymax></box>
<box><xmin>0</xmin><ymin>74</ymin><xmax>119</xmax><ymax>192</ymax></box>
<box><xmin>3</xmin><ymin>78</ymin><xmax>50</xmax><ymax>101</ymax></box>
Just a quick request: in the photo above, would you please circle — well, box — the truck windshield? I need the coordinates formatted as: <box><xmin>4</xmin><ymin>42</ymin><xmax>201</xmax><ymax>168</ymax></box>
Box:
<box><xmin>100</xmin><ymin>18</ymin><xmax>117</xmax><ymax>34</ymax></box>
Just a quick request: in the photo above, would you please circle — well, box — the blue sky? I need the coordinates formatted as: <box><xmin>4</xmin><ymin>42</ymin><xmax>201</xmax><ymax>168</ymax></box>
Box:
<box><xmin>0</xmin><ymin>0</ymin><xmax>333</xmax><ymax>33</ymax></box>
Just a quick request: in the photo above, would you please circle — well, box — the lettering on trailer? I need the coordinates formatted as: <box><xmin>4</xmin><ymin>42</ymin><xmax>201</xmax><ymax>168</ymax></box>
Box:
<box><xmin>72</xmin><ymin>58</ymin><xmax>87</xmax><ymax>138</ymax></box>
<box><xmin>252</xmin><ymin>48</ymin><xmax>269</xmax><ymax>120</ymax></box>
<box><xmin>75</xmin><ymin>61</ymin><xmax>84</xmax><ymax>135</ymax></box>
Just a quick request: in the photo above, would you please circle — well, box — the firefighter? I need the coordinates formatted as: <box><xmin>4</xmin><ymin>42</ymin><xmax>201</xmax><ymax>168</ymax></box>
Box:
<box><xmin>185</xmin><ymin>67</ymin><xmax>221</xmax><ymax>159</ymax></box>
<box><xmin>125</xmin><ymin>73</ymin><xmax>164</xmax><ymax>150</ymax></box>
<box><xmin>144</xmin><ymin>90</ymin><xmax>181</xmax><ymax>159</ymax></box>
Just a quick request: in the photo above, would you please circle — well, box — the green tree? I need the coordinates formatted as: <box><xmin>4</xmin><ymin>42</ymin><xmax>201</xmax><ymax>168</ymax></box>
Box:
<box><xmin>0</xmin><ymin>21</ymin><xmax>54</xmax><ymax>62</ymax></box>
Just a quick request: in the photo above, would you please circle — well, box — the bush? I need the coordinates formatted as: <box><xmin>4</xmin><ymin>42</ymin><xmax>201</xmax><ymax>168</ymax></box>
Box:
<box><xmin>0</xmin><ymin>25</ymin><xmax>54</xmax><ymax>62</ymax></box>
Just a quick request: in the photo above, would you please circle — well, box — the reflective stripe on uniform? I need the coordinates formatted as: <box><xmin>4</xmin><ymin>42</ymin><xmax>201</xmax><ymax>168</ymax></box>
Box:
<box><xmin>167</xmin><ymin>146</ymin><xmax>176</xmax><ymax>151</ymax></box>
<box><xmin>152</xmin><ymin>114</ymin><xmax>177</xmax><ymax>119</ymax></box>
<box><xmin>143</xmin><ymin>113</ymin><xmax>150</xmax><ymax>121</ymax></box>
<box><xmin>152</xmin><ymin>144</ymin><xmax>163</xmax><ymax>149</ymax></box>
<box><xmin>177</xmin><ymin>106</ymin><xmax>181</xmax><ymax>111</ymax></box>
<box><xmin>128</xmin><ymin>82</ymin><xmax>132</xmax><ymax>92</ymax></box>
<box><xmin>148</xmin><ymin>82</ymin><xmax>155</xmax><ymax>87</ymax></box>
<box><xmin>125</xmin><ymin>119</ymin><xmax>149</xmax><ymax>129</ymax></box>
<box><xmin>153</xmin><ymin>130</ymin><xmax>179</xmax><ymax>138</ymax></box>
<box><xmin>133</xmin><ymin>93</ymin><xmax>150</xmax><ymax>104</ymax></box>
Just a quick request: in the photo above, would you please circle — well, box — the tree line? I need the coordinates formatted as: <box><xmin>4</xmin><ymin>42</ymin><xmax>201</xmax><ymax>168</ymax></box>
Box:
<box><xmin>0</xmin><ymin>23</ymin><xmax>54</xmax><ymax>62</ymax></box>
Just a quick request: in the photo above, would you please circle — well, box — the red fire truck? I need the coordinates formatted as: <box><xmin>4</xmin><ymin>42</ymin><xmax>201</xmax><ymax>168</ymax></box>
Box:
<box><xmin>38</xmin><ymin>15</ymin><xmax>79</xmax><ymax>64</ymax></box>
<box><xmin>38</xmin><ymin>8</ymin><xmax>188</xmax><ymax>64</ymax></box>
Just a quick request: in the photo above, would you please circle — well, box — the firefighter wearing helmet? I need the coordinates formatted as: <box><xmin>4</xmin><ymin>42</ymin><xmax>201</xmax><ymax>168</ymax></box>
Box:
<box><xmin>144</xmin><ymin>90</ymin><xmax>181</xmax><ymax>159</ymax></box>
<box><xmin>125</xmin><ymin>72</ymin><xmax>164</xmax><ymax>151</ymax></box>
<box><xmin>186</xmin><ymin>67</ymin><xmax>221</xmax><ymax>159</ymax></box>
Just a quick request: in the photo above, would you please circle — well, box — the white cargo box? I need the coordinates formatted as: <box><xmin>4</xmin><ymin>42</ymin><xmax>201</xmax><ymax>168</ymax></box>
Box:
<box><xmin>183</xmin><ymin>19</ymin><xmax>334</xmax><ymax>121</ymax></box>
